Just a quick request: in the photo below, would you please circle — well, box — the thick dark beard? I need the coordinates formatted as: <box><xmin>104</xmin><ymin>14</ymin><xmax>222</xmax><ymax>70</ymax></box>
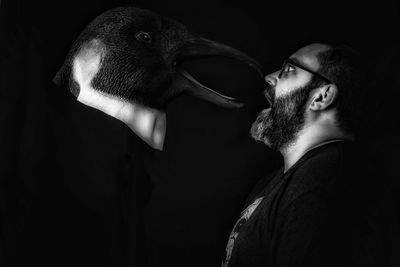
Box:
<box><xmin>251</xmin><ymin>82</ymin><xmax>315</xmax><ymax>150</ymax></box>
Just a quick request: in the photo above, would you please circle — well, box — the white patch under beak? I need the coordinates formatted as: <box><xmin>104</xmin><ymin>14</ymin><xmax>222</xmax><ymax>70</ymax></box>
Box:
<box><xmin>73</xmin><ymin>39</ymin><xmax>125</xmax><ymax>118</ymax></box>
<box><xmin>71</xmin><ymin>39</ymin><xmax>166</xmax><ymax>150</ymax></box>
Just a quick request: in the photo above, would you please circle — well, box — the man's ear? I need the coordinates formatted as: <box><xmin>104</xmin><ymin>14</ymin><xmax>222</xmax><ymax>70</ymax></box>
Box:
<box><xmin>309</xmin><ymin>84</ymin><xmax>338</xmax><ymax>111</ymax></box>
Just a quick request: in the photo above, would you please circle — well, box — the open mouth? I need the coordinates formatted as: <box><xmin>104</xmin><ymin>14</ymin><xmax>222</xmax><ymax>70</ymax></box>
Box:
<box><xmin>176</xmin><ymin>67</ymin><xmax>241</xmax><ymax>106</ymax></box>
<box><xmin>170</xmin><ymin>37</ymin><xmax>265</xmax><ymax>108</ymax></box>
<box><xmin>172</xmin><ymin>55</ymin><xmax>265</xmax><ymax>108</ymax></box>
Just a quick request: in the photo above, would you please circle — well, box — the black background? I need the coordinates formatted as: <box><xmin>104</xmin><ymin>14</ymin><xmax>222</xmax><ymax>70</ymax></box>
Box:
<box><xmin>1</xmin><ymin>0</ymin><xmax>399</xmax><ymax>266</ymax></box>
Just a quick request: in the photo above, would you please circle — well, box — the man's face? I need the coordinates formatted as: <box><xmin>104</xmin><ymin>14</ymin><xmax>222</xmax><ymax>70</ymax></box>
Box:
<box><xmin>251</xmin><ymin>43</ymin><xmax>329</xmax><ymax>150</ymax></box>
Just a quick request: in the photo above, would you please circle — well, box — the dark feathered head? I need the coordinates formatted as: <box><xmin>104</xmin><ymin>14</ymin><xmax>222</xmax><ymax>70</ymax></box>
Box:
<box><xmin>53</xmin><ymin>7</ymin><xmax>264</xmax><ymax>149</ymax></box>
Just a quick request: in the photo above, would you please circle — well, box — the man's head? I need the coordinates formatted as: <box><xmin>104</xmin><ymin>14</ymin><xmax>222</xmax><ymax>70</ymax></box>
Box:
<box><xmin>251</xmin><ymin>43</ymin><xmax>365</xmax><ymax>150</ymax></box>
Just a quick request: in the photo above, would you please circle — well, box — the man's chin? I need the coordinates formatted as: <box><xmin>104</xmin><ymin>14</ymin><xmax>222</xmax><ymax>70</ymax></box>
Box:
<box><xmin>250</xmin><ymin>127</ymin><xmax>273</xmax><ymax>148</ymax></box>
<box><xmin>259</xmin><ymin>107</ymin><xmax>272</xmax><ymax>117</ymax></box>
<box><xmin>250</xmin><ymin>108</ymin><xmax>272</xmax><ymax>144</ymax></box>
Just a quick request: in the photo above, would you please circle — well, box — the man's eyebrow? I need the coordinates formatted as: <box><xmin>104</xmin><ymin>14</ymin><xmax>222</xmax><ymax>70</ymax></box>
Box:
<box><xmin>286</xmin><ymin>57</ymin><xmax>302</xmax><ymax>66</ymax></box>
<box><xmin>286</xmin><ymin>58</ymin><xmax>315</xmax><ymax>72</ymax></box>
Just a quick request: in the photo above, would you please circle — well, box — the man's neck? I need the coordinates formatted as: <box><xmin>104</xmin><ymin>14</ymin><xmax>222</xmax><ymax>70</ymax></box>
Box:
<box><xmin>280</xmin><ymin>123</ymin><xmax>354</xmax><ymax>173</ymax></box>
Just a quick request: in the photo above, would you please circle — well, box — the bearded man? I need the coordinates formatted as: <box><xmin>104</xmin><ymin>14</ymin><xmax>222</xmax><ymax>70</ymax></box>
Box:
<box><xmin>222</xmin><ymin>43</ymin><xmax>399</xmax><ymax>267</ymax></box>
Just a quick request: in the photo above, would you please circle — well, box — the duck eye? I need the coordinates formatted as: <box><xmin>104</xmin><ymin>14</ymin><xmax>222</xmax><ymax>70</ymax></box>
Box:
<box><xmin>135</xmin><ymin>31</ymin><xmax>151</xmax><ymax>44</ymax></box>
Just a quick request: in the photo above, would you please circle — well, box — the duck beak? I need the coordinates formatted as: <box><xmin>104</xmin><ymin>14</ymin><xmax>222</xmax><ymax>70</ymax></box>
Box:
<box><xmin>171</xmin><ymin>37</ymin><xmax>265</xmax><ymax>108</ymax></box>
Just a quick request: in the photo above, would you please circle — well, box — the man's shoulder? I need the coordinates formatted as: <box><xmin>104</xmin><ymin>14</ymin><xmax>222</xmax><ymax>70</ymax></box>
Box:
<box><xmin>281</xmin><ymin>141</ymin><xmax>357</xmax><ymax>206</ymax></box>
<box><xmin>292</xmin><ymin>141</ymin><xmax>353</xmax><ymax>185</ymax></box>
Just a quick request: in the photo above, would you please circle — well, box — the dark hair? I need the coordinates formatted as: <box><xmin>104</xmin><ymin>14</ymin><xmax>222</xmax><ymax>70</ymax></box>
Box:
<box><xmin>315</xmin><ymin>44</ymin><xmax>367</xmax><ymax>134</ymax></box>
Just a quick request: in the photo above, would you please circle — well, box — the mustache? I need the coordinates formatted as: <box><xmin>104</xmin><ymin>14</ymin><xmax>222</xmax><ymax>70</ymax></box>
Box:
<box><xmin>264</xmin><ymin>84</ymin><xmax>275</xmax><ymax>106</ymax></box>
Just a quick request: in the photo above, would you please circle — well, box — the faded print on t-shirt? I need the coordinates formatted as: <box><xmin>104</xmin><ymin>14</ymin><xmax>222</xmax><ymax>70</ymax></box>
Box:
<box><xmin>222</xmin><ymin>196</ymin><xmax>264</xmax><ymax>267</ymax></box>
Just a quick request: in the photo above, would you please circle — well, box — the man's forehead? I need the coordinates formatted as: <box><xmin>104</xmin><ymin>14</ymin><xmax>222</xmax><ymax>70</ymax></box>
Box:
<box><xmin>289</xmin><ymin>43</ymin><xmax>330</xmax><ymax>72</ymax></box>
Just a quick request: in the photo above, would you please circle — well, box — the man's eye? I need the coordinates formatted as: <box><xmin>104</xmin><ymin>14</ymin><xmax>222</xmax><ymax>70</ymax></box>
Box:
<box><xmin>279</xmin><ymin>63</ymin><xmax>295</xmax><ymax>78</ymax></box>
<box><xmin>285</xmin><ymin>64</ymin><xmax>295</xmax><ymax>73</ymax></box>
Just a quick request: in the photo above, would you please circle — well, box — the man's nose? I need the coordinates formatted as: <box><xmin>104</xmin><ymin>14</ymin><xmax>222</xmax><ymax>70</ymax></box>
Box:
<box><xmin>264</xmin><ymin>71</ymin><xmax>279</xmax><ymax>87</ymax></box>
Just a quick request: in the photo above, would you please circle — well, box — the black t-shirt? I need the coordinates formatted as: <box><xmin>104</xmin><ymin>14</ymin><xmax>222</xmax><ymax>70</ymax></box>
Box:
<box><xmin>223</xmin><ymin>141</ymin><xmax>399</xmax><ymax>267</ymax></box>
